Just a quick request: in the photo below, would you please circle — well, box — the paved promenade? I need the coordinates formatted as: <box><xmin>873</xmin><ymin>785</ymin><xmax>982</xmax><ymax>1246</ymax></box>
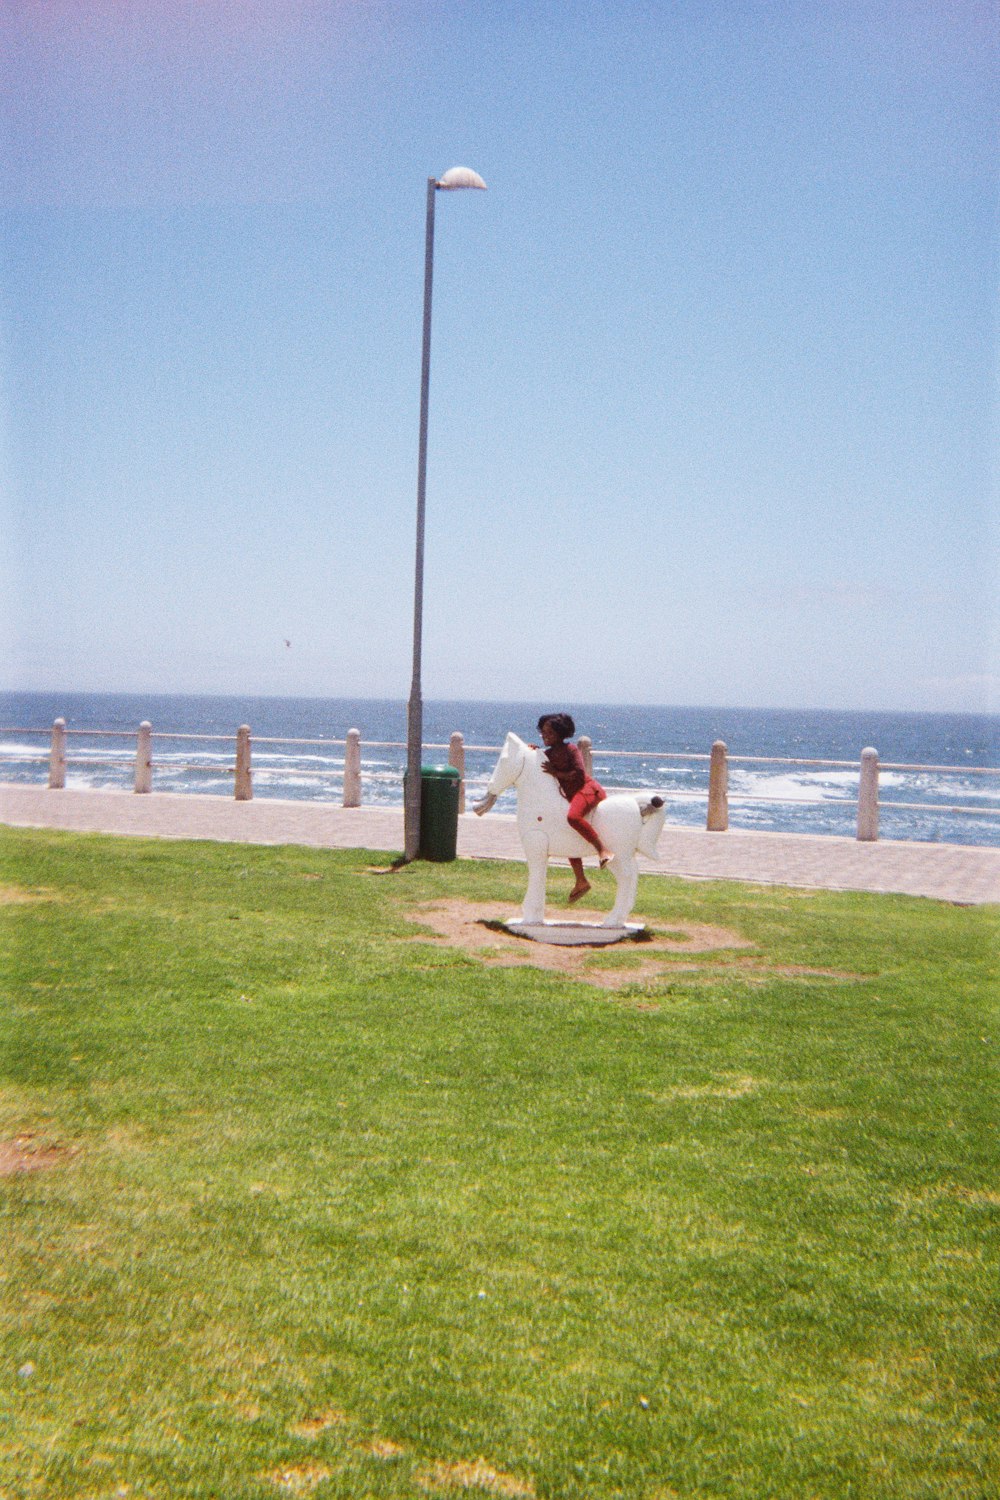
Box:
<box><xmin>2</xmin><ymin>782</ymin><xmax>998</xmax><ymax>904</ymax></box>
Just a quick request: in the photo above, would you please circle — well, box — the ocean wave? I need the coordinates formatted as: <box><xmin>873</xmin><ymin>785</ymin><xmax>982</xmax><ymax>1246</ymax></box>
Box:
<box><xmin>0</xmin><ymin>740</ymin><xmax>53</xmax><ymax>760</ymax></box>
<box><xmin>730</xmin><ymin>772</ymin><xmax>850</xmax><ymax>803</ymax></box>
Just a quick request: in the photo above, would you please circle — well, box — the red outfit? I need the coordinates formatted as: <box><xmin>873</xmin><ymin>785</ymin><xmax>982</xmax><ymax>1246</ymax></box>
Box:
<box><xmin>542</xmin><ymin>740</ymin><xmax>607</xmax><ymax>853</ymax></box>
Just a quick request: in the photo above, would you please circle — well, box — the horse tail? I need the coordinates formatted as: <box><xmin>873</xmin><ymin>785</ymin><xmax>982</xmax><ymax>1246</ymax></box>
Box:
<box><xmin>636</xmin><ymin>798</ymin><xmax>667</xmax><ymax>858</ymax></box>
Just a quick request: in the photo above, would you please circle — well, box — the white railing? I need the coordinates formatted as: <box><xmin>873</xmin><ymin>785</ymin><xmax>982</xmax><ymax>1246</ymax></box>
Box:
<box><xmin>1</xmin><ymin>720</ymin><xmax>998</xmax><ymax>843</ymax></box>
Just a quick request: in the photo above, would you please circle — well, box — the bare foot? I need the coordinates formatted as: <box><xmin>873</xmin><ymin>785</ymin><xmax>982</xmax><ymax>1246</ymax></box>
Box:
<box><xmin>568</xmin><ymin>881</ymin><xmax>591</xmax><ymax>904</ymax></box>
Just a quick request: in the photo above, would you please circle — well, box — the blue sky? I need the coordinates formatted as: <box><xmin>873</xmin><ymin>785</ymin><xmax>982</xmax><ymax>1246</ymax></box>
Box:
<box><xmin>2</xmin><ymin>0</ymin><xmax>996</xmax><ymax>712</ymax></box>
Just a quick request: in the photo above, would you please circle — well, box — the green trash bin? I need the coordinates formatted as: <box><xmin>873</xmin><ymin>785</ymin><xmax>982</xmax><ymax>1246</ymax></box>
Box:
<box><xmin>417</xmin><ymin>764</ymin><xmax>461</xmax><ymax>861</ymax></box>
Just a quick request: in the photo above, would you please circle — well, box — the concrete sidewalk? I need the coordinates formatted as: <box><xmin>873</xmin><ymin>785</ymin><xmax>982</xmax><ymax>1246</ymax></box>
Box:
<box><xmin>2</xmin><ymin>782</ymin><xmax>999</xmax><ymax>904</ymax></box>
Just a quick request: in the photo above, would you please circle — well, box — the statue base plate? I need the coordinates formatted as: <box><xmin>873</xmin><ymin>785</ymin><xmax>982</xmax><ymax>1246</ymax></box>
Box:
<box><xmin>504</xmin><ymin>919</ymin><xmax>646</xmax><ymax>947</ymax></box>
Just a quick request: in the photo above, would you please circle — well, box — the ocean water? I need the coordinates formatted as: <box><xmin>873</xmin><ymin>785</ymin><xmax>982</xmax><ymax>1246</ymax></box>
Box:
<box><xmin>2</xmin><ymin>691</ymin><xmax>998</xmax><ymax>847</ymax></box>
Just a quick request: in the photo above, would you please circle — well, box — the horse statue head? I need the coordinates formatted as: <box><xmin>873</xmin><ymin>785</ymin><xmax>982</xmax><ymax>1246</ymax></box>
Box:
<box><xmin>475</xmin><ymin>732</ymin><xmax>529</xmax><ymax>807</ymax></box>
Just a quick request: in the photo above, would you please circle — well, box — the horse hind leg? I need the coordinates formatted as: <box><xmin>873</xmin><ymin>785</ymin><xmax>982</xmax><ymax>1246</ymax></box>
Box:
<box><xmin>603</xmin><ymin>852</ymin><xmax>639</xmax><ymax>927</ymax></box>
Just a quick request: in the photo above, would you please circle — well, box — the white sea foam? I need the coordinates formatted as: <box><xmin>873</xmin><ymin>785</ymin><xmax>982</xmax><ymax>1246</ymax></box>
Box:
<box><xmin>0</xmin><ymin>739</ymin><xmax>53</xmax><ymax>759</ymax></box>
<box><xmin>730</xmin><ymin>770</ymin><xmax>853</xmax><ymax>803</ymax></box>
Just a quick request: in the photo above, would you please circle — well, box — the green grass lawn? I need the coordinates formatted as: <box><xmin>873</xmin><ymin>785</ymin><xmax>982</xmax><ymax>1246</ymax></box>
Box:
<box><xmin>1</xmin><ymin>827</ymin><xmax>997</xmax><ymax>1500</ymax></box>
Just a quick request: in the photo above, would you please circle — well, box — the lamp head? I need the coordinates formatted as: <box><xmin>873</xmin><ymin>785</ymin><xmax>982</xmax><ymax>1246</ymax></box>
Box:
<box><xmin>436</xmin><ymin>166</ymin><xmax>487</xmax><ymax>191</ymax></box>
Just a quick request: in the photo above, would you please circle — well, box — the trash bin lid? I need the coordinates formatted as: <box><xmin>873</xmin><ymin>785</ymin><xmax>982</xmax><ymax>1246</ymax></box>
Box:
<box><xmin>420</xmin><ymin>765</ymin><xmax>460</xmax><ymax>779</ymax></box>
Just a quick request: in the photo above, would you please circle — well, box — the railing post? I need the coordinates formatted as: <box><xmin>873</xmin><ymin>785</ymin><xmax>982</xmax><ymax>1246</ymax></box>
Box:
<box><xmin>134</xmin><ymin>721</ymin><xmax>152</xmax><ymax>794</ymax></box>
<box><xmin>234</xmin><ymin>725</ymin><xmax>252</xmax><ymax>801</ymax></box>
<box><xmin>343</xmin><ymin>728</ymin><xmax>361</xmax><ymax>807</ymax></box>
<box><xmin>857</xmin><ymin>747</ymin><xmax>879</xmax><ymax>841</ymax></box>
<box><xmin>449</xmin><ymin>731</ymin><xmax>466</xmax><ymax>813</ymax></box>
<box><xmin>578</xmin><ymin>735</ymin><xmax>593</xmax><ymax>778</ymax></box>
<box><xmin>48</xmin><ymin>718</ymin><xmax>66</xmax><ymax>789</ymax></box>
<box><xmin>707</xmin><ymin>740</ymin><xmax>728</xmax><ymax>831</ymax></box>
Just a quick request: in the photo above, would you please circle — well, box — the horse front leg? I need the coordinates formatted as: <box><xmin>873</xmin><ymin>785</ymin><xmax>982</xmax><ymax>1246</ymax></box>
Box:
<box><xmin>520</xmin><ymin>833</ymin><xmax>550</xmax><ymax>924</ymax></box>
<box><xmin>604</xmin><ymin>852</ymin><xmax>638</xmax><ymax>927</ymax></box>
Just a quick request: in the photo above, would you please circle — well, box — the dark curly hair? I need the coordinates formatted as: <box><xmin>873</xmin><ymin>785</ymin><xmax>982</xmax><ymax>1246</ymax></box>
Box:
<box><xmin>537</xmin><ymin>712</ymin><xmax>575</xmax><ymax>740</ymax></box>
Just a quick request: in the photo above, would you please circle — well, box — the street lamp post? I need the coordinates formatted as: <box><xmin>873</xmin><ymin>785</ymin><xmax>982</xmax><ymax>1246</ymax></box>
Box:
<box><xmin>404</xmin><ymin>166</ymin><xmax>486</xmax><ymax>862</ymax></box>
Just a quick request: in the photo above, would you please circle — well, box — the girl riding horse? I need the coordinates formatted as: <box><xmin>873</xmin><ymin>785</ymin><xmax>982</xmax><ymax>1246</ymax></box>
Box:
<box><xmin>535</xmin><ymin>712</ymin><xmax>614</xmax><ymax>903</ymax></box>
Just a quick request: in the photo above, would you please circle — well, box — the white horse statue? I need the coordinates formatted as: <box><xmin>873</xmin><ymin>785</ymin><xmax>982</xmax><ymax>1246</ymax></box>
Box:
<box><xmin>474</xmin><ymin>732</ymin><xmax>667</xmax><ymax>929</ymax></box>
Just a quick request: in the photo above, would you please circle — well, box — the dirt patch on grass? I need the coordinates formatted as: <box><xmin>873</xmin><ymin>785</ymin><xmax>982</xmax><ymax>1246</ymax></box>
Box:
<box><xmin>901</xmin><ymin>1182</ymin><xmax>1000</xmax><ymax>1209</ymax></box>
<box><xmin>406</xmin><ymin>899</ymin><xmax>753</xmax><ymax>989</ymax></box>
<box><xmin>404</xmin><ymin>900</ymin><xmax>870</xmax><ymax>991</ymax></box>
<box><xmin>767</xmin><ymin>962</ymin><xmax>868</xmax><ymax>981</ymax></box>
<box><xmin>0</xmin><ymin>885</ymin><xmax>56</xmax><ymax>906</ymax></box>
<box><xmin>266</xmin><ymin>1464</ymin><xmax>332</xmax><ymax>1493</ymax></box>
<box><xmin>949</xmin><ymin>1185</ymin><xmax>1000</xmax><ymax>1206</ymax></box>
<box><xmin>416</xmin><ymin>1458</ymin><xmax>536</xmax><ymax>1497</ymax></box>
<box><xmin>292</xmin><ymin>1410</ymin><xmax>349</xmax><ymax>1438</ymax></box>
<box><xmin>649</xmin><ymin>1074</ymin><xmax>763</xmax><ymax>1101</ymax></box>
<box><xmin>0</xmin><ymin>1133</ymin><xmax>73</xmax><ymax>1178</ymax></box>
<box><xmin>365</xmin><ymin>1437</ymin><xmax>406</xmax><ymax>1460</ymax></box>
